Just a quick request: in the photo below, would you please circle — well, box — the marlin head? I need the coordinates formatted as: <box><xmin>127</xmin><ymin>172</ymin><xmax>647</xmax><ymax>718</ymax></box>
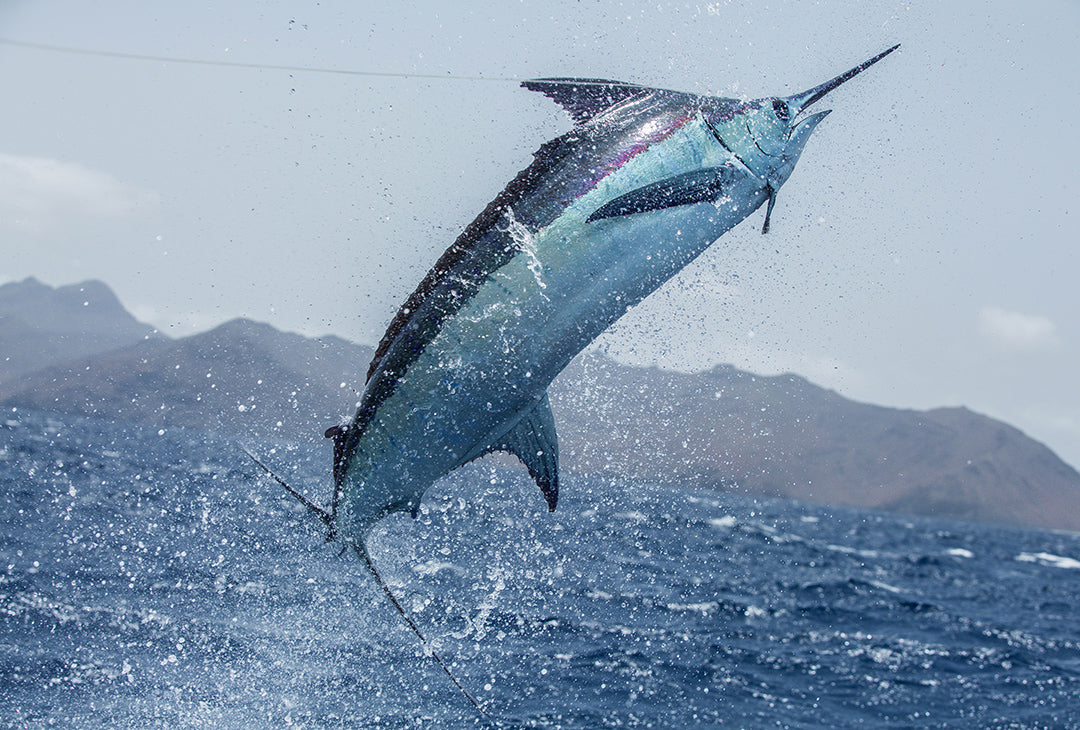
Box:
<box><xmin>702</xmin><ymin>44</ymin><xmax>899</xmax><ymax>231</ymax></box>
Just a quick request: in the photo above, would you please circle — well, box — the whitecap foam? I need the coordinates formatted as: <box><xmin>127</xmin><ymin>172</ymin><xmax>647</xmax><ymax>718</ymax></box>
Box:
<box><xmin>1016</xmin><ymin>551</ymin><xmax>1080</xmax><ymax>569</ymax></box>
<box><xmin>825</xmin><ymin>543</ymin><xmax>880</xmax><ymax>560</ymax></box>
<box><xmin>665</xmin><ymin>601</ymin><xmax>717</xmax><ymax>614</ymax></box>
<box><xmin>413</xmin><ymin>560</ymin><xmax>464</xmax><ymax>577</ymax></box>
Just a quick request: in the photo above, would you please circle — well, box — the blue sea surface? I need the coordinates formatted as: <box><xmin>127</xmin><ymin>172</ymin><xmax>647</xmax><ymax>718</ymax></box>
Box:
<box><xmin>2</xmin><ymin>409</ymin><xmax>1080</xmax><ymax>728</ymax></box>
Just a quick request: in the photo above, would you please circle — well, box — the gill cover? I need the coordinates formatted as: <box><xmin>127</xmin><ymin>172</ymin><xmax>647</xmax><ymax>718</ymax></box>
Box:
<box><xmin>705</xmin><ymin>44</ymin><xmax>900</xmax><ymax>231</ymax></box>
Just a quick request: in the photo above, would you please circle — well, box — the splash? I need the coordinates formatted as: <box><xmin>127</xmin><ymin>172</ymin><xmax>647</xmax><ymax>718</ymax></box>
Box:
<box><xmin>503</xmin><ymin>207</ymin><xmax>549</xmax><ymax>300</ymax></box>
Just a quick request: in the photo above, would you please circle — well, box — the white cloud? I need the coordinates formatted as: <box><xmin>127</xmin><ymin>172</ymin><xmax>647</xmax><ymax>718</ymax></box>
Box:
<box><xmin>0</xmin><ymin>153</ymin><xmax>159</xmax><ymax>233</ymax></box>
<box><xmin>978</xmin><ymin>306</ymin><xmax>1061</xmax><ymax>352</ymax></box>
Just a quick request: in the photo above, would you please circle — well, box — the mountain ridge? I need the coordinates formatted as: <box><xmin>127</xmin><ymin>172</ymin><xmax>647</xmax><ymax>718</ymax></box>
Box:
<box><xmin>3</xmin><ymin>277</ymin><xmax>1079</xmax><ymax>532</ymax></box>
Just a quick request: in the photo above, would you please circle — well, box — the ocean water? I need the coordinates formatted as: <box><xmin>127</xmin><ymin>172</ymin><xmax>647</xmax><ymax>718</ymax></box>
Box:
<box><xmin>2</xmin><ymin>410</ymin><xmax>1079</xmax><ymax>729</ymax></box>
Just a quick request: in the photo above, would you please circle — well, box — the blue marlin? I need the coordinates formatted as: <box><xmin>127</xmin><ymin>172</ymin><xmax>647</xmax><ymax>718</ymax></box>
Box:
<box><xmin>326</xmin><ymin>44</ymin><xmax>897</xmax><ymax>542</ymax></box>
<box><xmin>252</xmin><ymin>44</ymin><xmax>898</xmax><ymax>716</ymax></box>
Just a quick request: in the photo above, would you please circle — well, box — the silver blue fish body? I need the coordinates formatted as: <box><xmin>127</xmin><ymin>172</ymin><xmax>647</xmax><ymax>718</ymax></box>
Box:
<box><xmin>330</xmin><ymin>46</ymin><xmax>899</xmax><ymax>542</ymax></box>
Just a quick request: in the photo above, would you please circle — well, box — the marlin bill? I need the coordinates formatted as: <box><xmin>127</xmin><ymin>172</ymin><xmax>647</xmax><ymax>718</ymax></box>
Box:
<box><xmin>327</xmin><ymin>44</ymin><xmax>900</xmax><ymax>542</ymax></box>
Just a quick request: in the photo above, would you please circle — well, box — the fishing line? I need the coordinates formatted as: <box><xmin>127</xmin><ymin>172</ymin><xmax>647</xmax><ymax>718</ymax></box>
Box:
<box><xmin>0</xmin><ymin>37</ymin><xmax>650</xmax><ymax>91</ymax></box>
<box><xmin>0</xmin><ymin>37</ymin><xmax>520</xmax><ymax>83</ymax></box>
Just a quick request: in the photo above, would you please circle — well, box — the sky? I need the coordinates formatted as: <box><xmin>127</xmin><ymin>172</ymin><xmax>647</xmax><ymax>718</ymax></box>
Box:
<box><xmin>1</xmin><ymin>1</ymin><xmax>1078</xmax><ymax>470</ymax></box>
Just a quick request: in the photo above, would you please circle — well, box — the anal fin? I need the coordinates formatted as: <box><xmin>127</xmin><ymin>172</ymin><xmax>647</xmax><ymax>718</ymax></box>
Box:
<box><xmin>491</xmin><ymin>392</ymin><xmax>560</xmax><ymax>511</ymax></box>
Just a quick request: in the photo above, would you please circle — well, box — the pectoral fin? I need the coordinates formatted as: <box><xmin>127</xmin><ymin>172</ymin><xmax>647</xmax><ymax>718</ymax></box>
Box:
<box><xmin>587</xmin><ymin>166</ymin><xmax>737</xmax><ymax>222</ymax></box>
<box><xmin>488</xmin><ymin>393</ymin><xmax>560</xmax><ymax>511</ymax></box>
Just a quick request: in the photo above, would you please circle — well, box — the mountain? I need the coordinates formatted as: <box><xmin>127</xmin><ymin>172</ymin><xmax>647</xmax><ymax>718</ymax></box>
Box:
<box><xmin>0</xmin><ymin>277</ymin><xmax>158</xmax><ymax>383</ymax></box>
<box><xmin>3</xmin><ymin>279</ymin><xmax>1080</xmax><ymax>532</ymax></box>
<box><xmin>551</xmin><ymin>355</ymin><xmax>1080</xmax><ymax>531</ymax></box>
<box><xmin>0</xmin><ymin>315</ymin><xmax>372</xmax><ymax>443</ymax></box>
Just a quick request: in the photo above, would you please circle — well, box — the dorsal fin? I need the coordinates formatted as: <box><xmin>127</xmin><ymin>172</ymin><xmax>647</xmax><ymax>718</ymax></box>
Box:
<box><xmin>522</xmin><ymin>77</ymin><xmax>650</xmax><ymax>125</ymax></box>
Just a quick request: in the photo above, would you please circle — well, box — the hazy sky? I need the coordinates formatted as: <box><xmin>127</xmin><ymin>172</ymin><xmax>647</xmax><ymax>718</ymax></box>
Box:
<box><xmin>2</xmin><ymin>1</ymin><xmax>1078</xmax><ymax>470</ymax></box>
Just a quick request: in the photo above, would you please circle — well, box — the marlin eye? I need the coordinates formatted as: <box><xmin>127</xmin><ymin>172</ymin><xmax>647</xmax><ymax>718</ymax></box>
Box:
<box><xmin>772</xmin><ymin>99</ymin><xmax>791</xmax><ymax>122</ymax></box>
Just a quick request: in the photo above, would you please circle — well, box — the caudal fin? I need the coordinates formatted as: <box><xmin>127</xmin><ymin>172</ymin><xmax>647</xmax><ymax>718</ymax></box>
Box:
<box><xmin>240</xmin><ymin>445</ymin><xmax>336</xmax><ymax>538</ymax></box>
